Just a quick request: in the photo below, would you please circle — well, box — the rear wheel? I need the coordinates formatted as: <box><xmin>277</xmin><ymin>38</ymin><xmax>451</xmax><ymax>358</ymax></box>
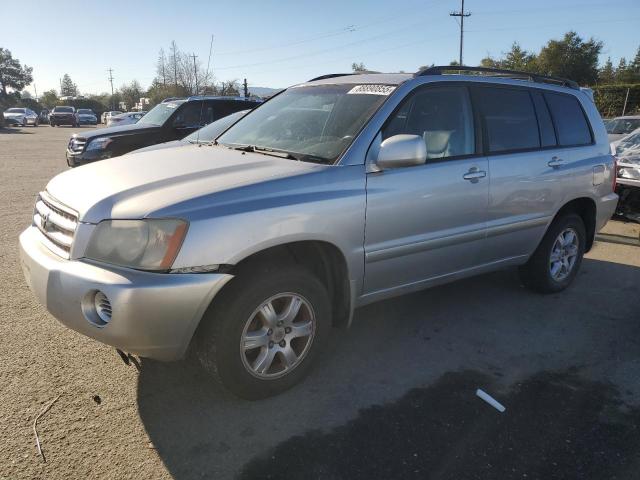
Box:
<box><xmin>195</xmin><ymin>265</ymin><xmax>331</xmax><ymax>399</ymax></box>
<box><xmin>519</xmin><ymin>213</ymin><xmax>586</xmax><ymax>293</ymax></box>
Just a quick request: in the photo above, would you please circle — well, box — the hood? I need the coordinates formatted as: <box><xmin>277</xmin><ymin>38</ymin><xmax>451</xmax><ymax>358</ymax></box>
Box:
<box><xmin>73</xmin><ymin>121</ymin><xmax>158</xmax><ymax>140</ymax></box>
<box><xmin>45</xmin><ymin>145</ymin><xmax>326</xmax><ymax>223</ymax></box>
<box><xmin>129</xmin><ymin>140</ymin><xmax>186</xmax><ymax>155</ymax></box>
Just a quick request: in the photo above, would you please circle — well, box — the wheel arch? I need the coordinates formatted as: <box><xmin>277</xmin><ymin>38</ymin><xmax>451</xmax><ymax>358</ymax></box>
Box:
<box><xmin>552</xmin><ymin>197</ymin><xmax>597</xmax><ymax>252</ymax></box>
<box><xmin>222</xmin><ymin>240</ymin><xmax>353</xmax><ymax>329</ymax></box>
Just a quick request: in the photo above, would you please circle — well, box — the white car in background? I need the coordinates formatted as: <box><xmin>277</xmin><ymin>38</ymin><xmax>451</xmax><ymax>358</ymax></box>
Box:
<box><xmin>3</xmin><ymin>107</ymin><xmax>39</xmax><ymax>127</ymax></box>
<box><xmin>101</xmin><ymin>110</ymin><xmax>123</xmax><ymax>125</ymax></box>
<box><xmin>107</xmin><ymin>111</ymin><xmax>146</xmax><ymax>127</ymax></box>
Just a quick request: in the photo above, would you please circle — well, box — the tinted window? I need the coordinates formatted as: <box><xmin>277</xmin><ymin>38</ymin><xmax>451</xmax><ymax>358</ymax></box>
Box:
<box><xmin>474</xmin><ymin>87</ymin><xmax>539</xmax><ymax>153</ymax></box>
<box><xmin>382</xmin><ymin>86</ymin><xmax>475</xmax><ymax>160</ymax></box>
<box><xmin>544</xmin><ymin>93</ymin><xmax>592</xmax><ymax>146</ymax></box>
<box><xmin>173</xmin><ymin>101</ymin><xmax>205</xmax><ymax>128</ymax></box>
<box><xmin>531</xmin><ymin>92</ymin><xmax>557</xmax><ymax>147</ymax></box>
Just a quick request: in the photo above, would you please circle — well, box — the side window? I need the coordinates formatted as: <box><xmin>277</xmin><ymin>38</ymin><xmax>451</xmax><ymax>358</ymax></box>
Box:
<box><xmin>544</xmin><ymin>92</ymin><xmax>592</xmax><ymax>146</ymax></box>
<box><xmin>382</xmin><ymin>86</ymin><xmax>475</xmax><ymax>160</ymax></box>
<box><xmin>473</xmin><ymin>87</ymin><xmax>540</xmax><ymax>153</ymax></box>
<box><xmin>173</xmin><ymin>101</ymin><xmax>204</xmax><ymax>128</ymax></box>
<box><xmin>531</xmin><ymin>91</ymin><xmax>557</xmax><ymax>147</ymax></box>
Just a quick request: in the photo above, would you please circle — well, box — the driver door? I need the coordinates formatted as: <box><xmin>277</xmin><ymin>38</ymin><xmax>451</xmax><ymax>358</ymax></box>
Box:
<box><xmin>363</xmin><ymin>85</ymin><xmax>489</xmax><ymax>295</ymax></box>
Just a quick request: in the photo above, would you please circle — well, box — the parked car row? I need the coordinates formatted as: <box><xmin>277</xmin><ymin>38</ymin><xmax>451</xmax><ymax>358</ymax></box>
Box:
<box><xmin>20</xmin><ymin>67</ymin><xmax>618</xmax><ymax>400</ymax></box>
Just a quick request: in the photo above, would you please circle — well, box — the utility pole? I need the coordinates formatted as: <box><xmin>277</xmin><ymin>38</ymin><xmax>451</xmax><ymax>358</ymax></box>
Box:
<box><xmin>59</xmin><ymin>78</ymin><xmax>62</xmax><ymax>95</ymax></box>
<box><xmin>190</xmin><ymin>53</ymin><xmax>198</xmax><ymax>95</ymax></box>
<box><xmin>107</xmin><ymin>68</ymin><xmax>115</xmax><ymax>110</ymax></box>
<box><xmin>33</xmin><ymin>83</ymin><xmax>38</xmax><ymax>102</ymax></box>
<box><xmin>243</xmin><ymin>78</ymin><xmax>248</xmax><ymax>98</ymax></box>
<box><xmin>450</xmin><ymin>0</ymin><xmax>471</xmax><ymax>66</ymax></box>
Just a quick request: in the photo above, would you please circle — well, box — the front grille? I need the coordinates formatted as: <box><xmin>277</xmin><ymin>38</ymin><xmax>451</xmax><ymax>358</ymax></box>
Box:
<box><xmin>33</xmin><ymin>192</ymin><xmax>79</xmax><ymax>258</ymax></box>
<box><xmin>68</xmin><ymin>137</ymin><xmax>86</xmax><ymax>153</ymax></box>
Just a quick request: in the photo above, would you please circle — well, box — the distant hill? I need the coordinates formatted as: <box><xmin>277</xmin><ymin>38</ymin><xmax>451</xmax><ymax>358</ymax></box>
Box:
<box><xmin>248</xmin><ymin>87</ymin><xmax>282</xmax><ymax>98</ymax></box>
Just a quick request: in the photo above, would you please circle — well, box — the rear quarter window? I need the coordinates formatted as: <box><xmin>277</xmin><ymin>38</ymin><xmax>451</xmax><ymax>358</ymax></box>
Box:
<box><xmin>544</xmin><ymin>92</ymin><xmax>592</xmax><ymax>146</ymax></box>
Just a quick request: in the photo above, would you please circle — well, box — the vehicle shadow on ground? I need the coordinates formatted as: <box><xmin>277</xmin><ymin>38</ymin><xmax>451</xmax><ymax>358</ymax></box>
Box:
<box><xmin>137</xmin><ymin>258</ymin><xmax>640</xmax><ymax>480</ymax></box>
<box><xmin>0</xmin><ymin>127</ymin><xmax>34</xmax><ymax>134</ymax></box>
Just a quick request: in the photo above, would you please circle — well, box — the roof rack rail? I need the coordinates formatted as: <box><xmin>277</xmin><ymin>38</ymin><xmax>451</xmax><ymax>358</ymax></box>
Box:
<box><xmin>307</xmin><ymin>73</ymin><xmax>355</xmax><ymax>82</ymax></box>
<box><xmin>415</xmin><ymin>65</ymin><xmax>579</xmax><ymax>90</ymax></box>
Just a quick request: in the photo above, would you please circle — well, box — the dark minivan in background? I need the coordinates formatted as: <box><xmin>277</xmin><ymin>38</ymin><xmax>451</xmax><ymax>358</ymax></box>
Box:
<box><xmin>66</xmin><ymin>96</ymin><xmax>261</xmax><ymax>167</ymax></box>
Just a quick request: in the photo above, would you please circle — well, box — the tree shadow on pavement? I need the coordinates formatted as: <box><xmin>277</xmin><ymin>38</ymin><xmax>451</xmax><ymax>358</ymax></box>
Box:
<box><xmin>137</xmin><ymin>258</ymin><xmax>640</xmax><ymax>480</ymax></box>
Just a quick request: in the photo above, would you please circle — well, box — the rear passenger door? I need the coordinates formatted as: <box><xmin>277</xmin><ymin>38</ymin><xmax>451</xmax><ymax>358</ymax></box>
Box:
<box><xmin>472</xmin><ymin>85</ymin><xmax>588</xmax><ymax>263</ymax></box>
<box><xmin>363</xmin><ymin>85</ymin><xmax>489</xmax><ymax>295</ymax></box>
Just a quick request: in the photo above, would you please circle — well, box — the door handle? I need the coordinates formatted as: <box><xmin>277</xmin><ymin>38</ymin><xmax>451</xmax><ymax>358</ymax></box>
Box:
<box><xmin>548</xmin><ymin>156</ymin><xmax>565</xmax><ymax>168</ymax></box>
<box><xmin>463</xmin><ymin>168</ymin><xmax>487</xmax><ymax>182</ymax></box>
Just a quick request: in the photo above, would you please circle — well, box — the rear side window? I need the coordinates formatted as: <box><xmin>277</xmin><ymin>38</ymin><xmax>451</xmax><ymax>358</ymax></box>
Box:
<box><xmin>531</xmin><ymin>92</ymin><xmax>557</xmax><ymax>147</ymax></box>
<box><xmin>473</xmin><ymin>87</ymin><xmax>540</xmax><ymax>153</ymax></box>
<box><xmin>544</xmin><ymin>93</ymin><xmax>592</xmax><ymax>146</ymax></box>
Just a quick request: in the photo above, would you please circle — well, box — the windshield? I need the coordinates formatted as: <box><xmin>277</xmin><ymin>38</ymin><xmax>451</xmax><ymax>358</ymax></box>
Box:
<box><xmin>77</xmin><ymin>109</ymin><xmax>93</xmax><ymax>114</ymax></box>
<box><xmin>615</xmin><ymin>129</ymin><xmax>640</xmax><ymax>157</ymax></box>
<box><xmin>217</xmin><ymin>84</ymin><xmax>392</xmax><ymax>163</ymax></box>
<box><xmin>607</xmin><ymin>118</ymin><xmax>640</xmax><ymax>135</ymax></box>
<box><xmin>6</xmin><ymin>108</ymin><xmax>25</xmax><ymax>113</ymax></box>
<box><xmin>137</xmin><ymin>102</ymin><xmax>182</xmax><ymax>126</ymax></box>
<box><xmin>54</xmin><ymin>107</ymin><xmax>73</xmax><ymax>113</ymax></box>
<box><xmin>185</xmin><ymin>110</ymin><xmax>250</xmax><ymax>143</ymax></box>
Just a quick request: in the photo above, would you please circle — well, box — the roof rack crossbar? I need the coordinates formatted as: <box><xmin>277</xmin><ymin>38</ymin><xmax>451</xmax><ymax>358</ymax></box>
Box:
<box><xmin>415</xmin><ymin>66</ymin><xmax>579</xmax><ymax>90</ymax></box>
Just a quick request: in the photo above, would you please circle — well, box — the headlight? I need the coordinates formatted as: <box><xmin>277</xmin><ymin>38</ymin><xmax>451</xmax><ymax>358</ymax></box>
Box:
<box><xmin>84</xmin><ymin>219</ymin><xmax>188</xmax><ymax>271</ymax></box>
<box><xmin>86</xmin><ymin>137</ymin><xmax>113</xmax><ymax>151</ymax></box>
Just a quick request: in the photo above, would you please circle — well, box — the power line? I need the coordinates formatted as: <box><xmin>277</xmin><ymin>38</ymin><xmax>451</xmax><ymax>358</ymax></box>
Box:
<box><xmin>450</xmin><ymin>0</ymin><xmax>471</xmax><ymax>66</ymax></box>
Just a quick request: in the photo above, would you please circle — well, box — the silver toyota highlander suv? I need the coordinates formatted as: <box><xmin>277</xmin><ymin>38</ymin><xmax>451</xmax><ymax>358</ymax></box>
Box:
<box><xmin>20</xmin><ymin>66</ymin><xmax>617</xmax><ymax>399</ymax></box>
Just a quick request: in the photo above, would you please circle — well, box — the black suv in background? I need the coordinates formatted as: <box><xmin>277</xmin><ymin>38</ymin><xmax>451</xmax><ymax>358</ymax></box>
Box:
<box><xmin>50</xmin><ymin>106</ymin><xmax>77</xmax><ymax>127</ymax></box>
<box><xmin>66</xmin><ymin>96</ymin><xmax>261</xmax><ymax>167</ymax></box>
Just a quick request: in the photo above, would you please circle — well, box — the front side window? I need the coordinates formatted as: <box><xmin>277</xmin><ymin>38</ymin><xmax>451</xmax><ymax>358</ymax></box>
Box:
<box><xmin>473</xmin><ymin>87</ymin><xmax>539</xmax><ymax>153</ymax></box>
<box><xmin>218</xmin><ymin>84</ymin><xmax>390</xmax><ymax>163</ymax></box>
<box><xmin>382</xmin><ymin>86</ymin><xmax>475</xmax><ymax>160</ymax></box>
<box><xmin>172</xmin><ymin>101</ymin><xmax>205</xmax><ymax>128</ymax></box>
<box><xmin>544</xmin><ymin>93</ymin><xmax>592</xmax><ymax>146</ymax></box>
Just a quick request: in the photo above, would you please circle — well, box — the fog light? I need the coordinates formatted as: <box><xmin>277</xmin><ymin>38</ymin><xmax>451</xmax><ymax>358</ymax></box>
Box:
<box><xmin>82</xmin><ymin>290</ymin><xmax>112</xmax><ymax>327</ymax></box>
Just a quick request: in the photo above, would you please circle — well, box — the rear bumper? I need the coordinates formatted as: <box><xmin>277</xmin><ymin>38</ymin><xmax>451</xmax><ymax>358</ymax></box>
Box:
<box><xmin>596</xmin><ymin>192</ymin><xmax>619</xmax><ymax>231</ymax></box>
<box><xmin>19</xmin><ymin>226</ymin><xmax>233</xmax><ymax>360</ymax></box>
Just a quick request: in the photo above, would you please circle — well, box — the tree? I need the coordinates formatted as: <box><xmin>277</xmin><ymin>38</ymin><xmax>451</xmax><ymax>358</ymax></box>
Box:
<box><xmin>60</xmin><ymin>74</ymin><xmax>78</xmax><ymax>97</ymax></box>
<box><xmin>0</xmin><ymin>48</ymin><xmax>33</xmax><ymax>96</ymax></box>
<box><xmin>216</xmin><ymin>80</ymin><xmax>240</xmax><ymax>96</ymax></box>
<box><xmin>616</xmin><ymin>50</ymin><xmax>640</xmax><ymax>83</ymax></box>
<box><xmin>598</xmin><ymin>57</ymin><xmax>616</xmax><ymax>84</ymax></box>
<box><xmin>481</xmin><ymin>43</ymin><xmax>537</xmax><ymax>72</ymax></box>
<box><xmin>118</xmin><ymin>80</ymin><xmax>144</xmax><ymax>111</ymax></box>
<box><xmin>536</xmin><ymin>31</ymin><xmax>602</xmax><ymax>85</ymax></box>
<box><xmin>352</xmin><ymin>62</ymin><xmax>367</xmax><ymax>72</ymax></box>
<box><xmin>40</xmin><ymin>89</ymin><xmax>58</xmax><ymax>108</ymax></box>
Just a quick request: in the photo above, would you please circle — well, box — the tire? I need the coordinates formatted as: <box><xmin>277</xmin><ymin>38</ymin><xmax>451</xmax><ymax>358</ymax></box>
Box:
<box><xmin>519</xmin><ymin>213</ymin><xmax>586</xmax><ymax>293</ymax></box>
<box><xmin>51</xmin><ymin>122</ymin><xmax>56</xmax><ymax>127</ymax></box>
<box><xmin>195</xmin><ymin>265</ymin><xmax>331</xmax><ymax>400</ymax></box>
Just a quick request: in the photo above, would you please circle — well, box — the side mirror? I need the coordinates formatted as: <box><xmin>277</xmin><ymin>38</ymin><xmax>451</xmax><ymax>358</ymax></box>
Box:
<box><xmin>376</xmin><ymin>134</ymin><xmax>427</xmax><ymax>170</ymax></box>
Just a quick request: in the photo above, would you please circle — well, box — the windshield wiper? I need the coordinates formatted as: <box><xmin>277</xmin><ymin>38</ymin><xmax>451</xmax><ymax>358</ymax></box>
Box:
<box><xmin>219</xmin><ymin>143</ymin><xmax>332</xmax><ymax>163</ymax></box>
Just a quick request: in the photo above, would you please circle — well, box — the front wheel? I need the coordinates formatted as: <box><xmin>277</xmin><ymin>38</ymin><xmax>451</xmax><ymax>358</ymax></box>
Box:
<box><xmin>519</xmin><ymin>213</ymin><xmax>586</xmax><ymax>293</ymax></box>
<box><xmin>195</xmin><ymin>265</ymin><xmax>331</xmax><ymax>399</ymax></box>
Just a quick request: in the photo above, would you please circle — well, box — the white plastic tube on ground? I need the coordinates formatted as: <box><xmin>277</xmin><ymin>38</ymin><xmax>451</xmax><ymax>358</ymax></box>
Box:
<box><xmin>476</xmin><ymin>388</ymin><xmax>506</xmax><ymax>413</ymax></box>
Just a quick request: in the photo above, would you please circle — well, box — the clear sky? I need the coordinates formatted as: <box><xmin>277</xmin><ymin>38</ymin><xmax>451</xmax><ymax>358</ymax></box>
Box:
<box><xmin>2</xmin><ymin>0</ymin><xmax>639</xmax><ymax>96</ymax></box>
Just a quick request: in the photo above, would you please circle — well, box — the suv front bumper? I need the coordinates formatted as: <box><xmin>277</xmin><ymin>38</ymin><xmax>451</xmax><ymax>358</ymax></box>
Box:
<box><xmin>19</xmin><ymin>226</ymin><xmax>232</xmax><ymax>361</ymax></box>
